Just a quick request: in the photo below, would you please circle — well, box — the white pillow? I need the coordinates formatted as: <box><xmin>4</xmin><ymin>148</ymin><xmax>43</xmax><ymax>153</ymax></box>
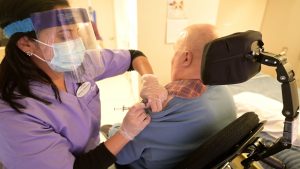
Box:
<box><xmin>233</xmin><ymin>92</ymin><xmax>300</xmax><ymax>147</ymax></box>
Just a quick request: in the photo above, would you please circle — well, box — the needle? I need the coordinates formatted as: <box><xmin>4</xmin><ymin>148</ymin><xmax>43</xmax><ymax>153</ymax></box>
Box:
<box><xmin>114</xmin><ymin>105</ymin><xmax>129</xmax><ymax>111</ymax></box>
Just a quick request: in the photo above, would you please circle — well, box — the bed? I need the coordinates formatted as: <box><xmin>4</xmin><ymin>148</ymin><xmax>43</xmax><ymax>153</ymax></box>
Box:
<box><xmin>226</xmin><ymin>72</ymin><xmax>300</xmax><ymax>168</ymax></box>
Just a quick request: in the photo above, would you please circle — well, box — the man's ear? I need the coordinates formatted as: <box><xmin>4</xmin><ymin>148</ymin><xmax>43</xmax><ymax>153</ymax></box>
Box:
<box><xmin>16</xmin><ymin>36</ymin><xmax>36</xmax><ymax>53</ymax></box>
<box><xmin>182</xmin><ymin>51</ymin><xmax>193</xmax><ymax>66</ymax></box>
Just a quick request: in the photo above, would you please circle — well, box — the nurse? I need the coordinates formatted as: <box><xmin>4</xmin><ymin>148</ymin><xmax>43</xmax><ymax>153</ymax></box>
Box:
<box><xmin>0</xmin><ymin>0</ymin><xmax>167</xmax><ymax>169</ymax></box>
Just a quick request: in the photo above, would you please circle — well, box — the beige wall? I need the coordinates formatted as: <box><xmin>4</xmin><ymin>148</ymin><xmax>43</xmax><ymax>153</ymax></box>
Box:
<box><xmin>137</xmin><ymin>0</ymin><xmax>220</xmax><ymax>85</ymax></box>
<box><xmin>260</xmin><ymin>0</ymin><xmax>300</xmax><ymax>85</ymax></box>
<box><xmin>137</xmin><ymin>0</ymin><xmax>172</xmax><ymax>85</ymax></box>
<box><xmin>214</xmin><ymin>0</ymin><xmax>300</xmax><ymax>86</ymax></box>
<box><xmin>216</xmin><ymin>0</ymin><xmax>267</xmax><ymax>36</ymax></box>
<box><xmin>136</xmin><ymin>0</ymin><xmax>267</xmax><ymax>85</ymax></box>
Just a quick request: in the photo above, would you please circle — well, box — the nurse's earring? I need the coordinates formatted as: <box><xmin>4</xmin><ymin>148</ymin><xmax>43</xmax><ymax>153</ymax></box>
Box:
<box><xmin>25</xmin><ymin>51</ymin><xmax>33</xmax><ymax>56</ymax></box>
<box><xmin>25</xmin><ymin>51</ymin><xmax>42</xmax><ymax>61</ymax></box>
<box><xmin>25</xmin><ymin>51</ymin><xmax>47</xmax><ymax>63</ymax></box>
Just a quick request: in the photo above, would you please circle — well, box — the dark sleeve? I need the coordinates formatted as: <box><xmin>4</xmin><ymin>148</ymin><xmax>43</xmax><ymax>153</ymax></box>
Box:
<box><xmin>127</xmin><ymin>49</ymin><xmax>146</xmax><ymax>71</ymax></box>
<box><xmin>73</xmin><ymin>143</ymin><xmax>116</xmax><ymax>169</ymax></box>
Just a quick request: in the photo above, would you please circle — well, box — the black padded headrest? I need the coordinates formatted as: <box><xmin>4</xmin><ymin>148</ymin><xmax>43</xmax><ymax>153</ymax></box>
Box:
<box><xmin>201</xmin><ymin>30</ymin><xmax>263</xmax><ymax>85</ymax></box>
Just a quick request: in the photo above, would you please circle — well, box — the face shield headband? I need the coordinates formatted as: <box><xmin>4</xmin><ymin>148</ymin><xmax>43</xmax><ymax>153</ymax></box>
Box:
<box><xmin>4</xmin><ymin>8</ymin><xmax>104</xmax><ymax>83</ymax></box>
<box><xmin>3</xmin><ymin>8</ymin><xmax>90</xmax><ymax>38</ymax></box>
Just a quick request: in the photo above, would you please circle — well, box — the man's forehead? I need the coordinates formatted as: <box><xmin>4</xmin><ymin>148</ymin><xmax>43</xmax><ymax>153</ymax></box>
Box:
<box><xmin>174</xmin><ymin>30</ymin><xmax>188</xmax><ymax>48</ymax></box>
<box><xmin>177</xmin><ymin>30</ymin><xmax>188</xmax><ymax>40</ymax></box>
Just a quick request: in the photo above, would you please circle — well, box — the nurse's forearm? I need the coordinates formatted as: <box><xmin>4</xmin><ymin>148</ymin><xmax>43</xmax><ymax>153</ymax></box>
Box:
<box><xmin>104</xmin><ymin>131</ymin><xmax>130</xmax><ymax>155</ymax></box>
<box><xmin>73</xmin><ymin>132</ymin><xmax>129</xmax><ymax>169</ymax></box>
<box><xmin>132</xmin><ymin>56</ymin><xmax>154</xmax><ymax>75</ymax></box>
<box><xmin>73</xmin><ymin>143</ymin><xmax>116</xmax><ymax>169</ymax></box>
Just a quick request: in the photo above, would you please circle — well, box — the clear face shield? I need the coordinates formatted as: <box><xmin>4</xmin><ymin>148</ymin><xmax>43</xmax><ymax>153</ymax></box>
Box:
<box><xmin>30</xmin><ymin>8</ymin><xmax>104</xmax><ymax>82</ymax></box>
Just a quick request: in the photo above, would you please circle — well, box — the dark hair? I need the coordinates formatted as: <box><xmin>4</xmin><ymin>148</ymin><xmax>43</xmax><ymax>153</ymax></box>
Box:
<box><xmin>0</xmin><ymin>0</ymin><xmax>70</xmax><ymax>113</ymax></box>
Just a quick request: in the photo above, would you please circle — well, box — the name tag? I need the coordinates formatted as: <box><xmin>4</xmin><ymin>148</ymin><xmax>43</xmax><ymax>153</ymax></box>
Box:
<box><xmin>76</xmin><ymin>82</ymin><xmax>91</xmax><ymax>97</ymax></box>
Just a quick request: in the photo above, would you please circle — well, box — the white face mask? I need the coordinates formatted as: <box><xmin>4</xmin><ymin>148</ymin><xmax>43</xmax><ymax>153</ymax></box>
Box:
<box><xmin>34</xmin><ymin>38</ymin><xmax>86</xmax><ymax>72</ymax></box>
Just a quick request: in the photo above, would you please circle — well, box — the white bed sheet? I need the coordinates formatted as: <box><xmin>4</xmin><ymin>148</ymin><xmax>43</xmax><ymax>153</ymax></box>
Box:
<box><xmin>233</xmin><ymin>91</ymin><xmax>300</xmax><ymax>146</ymax></box>
<box><xmin>227</xmin><ymin>73</ymin><xmax>300</xmax><ymax>147</ymax></box>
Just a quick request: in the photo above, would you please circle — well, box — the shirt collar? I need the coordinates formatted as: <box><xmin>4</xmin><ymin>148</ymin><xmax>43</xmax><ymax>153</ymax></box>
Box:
<box><xmin>165</xmin><ymin>79</ymin><xmax>206</xmax><ymax>99</ymax></box>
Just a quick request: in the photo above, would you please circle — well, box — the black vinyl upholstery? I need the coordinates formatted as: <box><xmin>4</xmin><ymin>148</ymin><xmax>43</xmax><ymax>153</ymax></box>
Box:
<box><xmin>173</xmin><ymin>112</ymin><xmax>260</xmax><ymax>169</ymax></box>
<box><xmin>202</xmin><ymin>30</ymin><xmax>263</xmax><ymax>85</ymax></box>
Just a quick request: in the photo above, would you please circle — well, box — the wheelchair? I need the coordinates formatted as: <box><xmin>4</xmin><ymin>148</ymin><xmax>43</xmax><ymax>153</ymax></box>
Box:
<box><xmin>174</xmin><ymin>30</ymin><xmax>299</xmax><ymax>169</ymax></box>
<box><xmin>116</xmin><ymin>30</ymin><xmax>299</xmax><ymax>169</ymax></box>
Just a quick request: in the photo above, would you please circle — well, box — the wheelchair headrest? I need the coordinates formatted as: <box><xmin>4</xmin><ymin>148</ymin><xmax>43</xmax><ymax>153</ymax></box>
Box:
<box><xmin>201</xmin><ymin>30</ymin><xmax>264</xmax><ymax>85</ymax></box>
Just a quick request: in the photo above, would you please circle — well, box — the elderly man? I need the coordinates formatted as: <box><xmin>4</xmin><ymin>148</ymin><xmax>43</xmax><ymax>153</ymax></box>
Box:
<box><xmin>113</xmin><ymin>24</ymin><xmax>237</xmax><ymax>169</ymax></box>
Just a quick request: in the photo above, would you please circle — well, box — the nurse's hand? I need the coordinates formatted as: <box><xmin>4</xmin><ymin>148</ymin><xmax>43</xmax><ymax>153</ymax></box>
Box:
<box><xmin>140</xmin><ymin>74</ymin><xmax>168</xmax><ymax>112</ymax></box>
<box><xmin>119</xmin><ymin>103</ymin><xmax>151</xmax><ymax>140</ymax></box>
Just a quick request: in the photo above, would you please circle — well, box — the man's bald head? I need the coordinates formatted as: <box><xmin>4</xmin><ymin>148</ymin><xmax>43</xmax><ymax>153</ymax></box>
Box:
<box><xmin>176</xmin><ymin>24</ymin><xmax>217</xmax><ymax>59</ymax></box>
<box><xmin>171</xmin><ymin>24</ymin><xmax>217</xmax><ymax>81</ymax></box>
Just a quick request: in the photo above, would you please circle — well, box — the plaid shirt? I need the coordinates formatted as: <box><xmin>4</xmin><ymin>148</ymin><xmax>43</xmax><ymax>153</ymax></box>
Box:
<box><xmin>165</xmin><ymin>79</ymin><xmax>206</xmax><ymax>99</ymax></box>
